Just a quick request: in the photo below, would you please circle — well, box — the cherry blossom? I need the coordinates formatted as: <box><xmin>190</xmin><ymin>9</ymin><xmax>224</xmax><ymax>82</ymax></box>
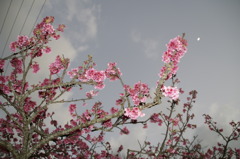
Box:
<box><xmin>17</xmin><ymin>35</ymin><xmax>29</xmax><ymax>47</ymax></box>
<box><xmin>124</xmin><ymin>81</ymin><xmax>150</xmax><ymax>105</ymax></box>
<box><xmin>124</xmin><ymin>107</ymin><xmax>145</xmax><ymax>120</ymax></box>
<box><xmin>0</xmin><ymin>59</ymin><xmax>4</xmax><ymax>70</ymax></box>
<box><xmin>162</xmin><ymin>86</ymin><xmax>179</xmax><ymax>100</ymax></box>
<box><xmin>31</xmin><ymin>62</ymin><xmax>40</xmax><ymax>73</ymax></box>
<box><xmin>69</xmin><ymin>104</ymin><xmax>76</xmax><ymax>116</ymax></box>
<box><xmin>105</xmin><ymin>62</ymin><xmax>122</xmax><ymax>81</ymax></box>
<box><xmin>86</xmin><ymin>90</ymin><xmax>98</xmax><ymax>98</ymax></box>
<box><xmin>159</xmin><ymin>36</ymin><xmax>188</xmax><ymax>79</ymax></box>
<box><xmin>43</xmin><ymin>46</ymin><xmax>51</xmax><ymax>54</ymax></box>
<box><xmin>10</xmin><ymin>57</ymin><xmax>23</xmax><ymax>74</ymax></box>
<box><xmin>49</xmin><ymin>55</ymin><xmax>69</xmax><ymax>75</ymax></box>
<box><xmin>24</xmin><ymin>97</ymin><xmax>36</xmax><ymax>112</ymax></box>
<box><xmin>85</xmin><ymin>68</ymin><xmax>106</xmax><ymax>82</ymax></box>
<box><xmin>9</xmin><ymin>41</ymin><xmax>17</xmax><ymax>52</ymax></box>
<box><xmin>120</xmin><ymin>127</ymin><xmax>130</xmax><ymax>135</ymax></box>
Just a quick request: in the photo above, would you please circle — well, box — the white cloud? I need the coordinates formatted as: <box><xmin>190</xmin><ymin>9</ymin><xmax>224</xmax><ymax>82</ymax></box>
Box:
<box><xmin>131</xmin><ymin>31</ymin><xmax>160</xmax><ymax>59</ymax></box>
<box><xmin>64</xmin><ymin>0</ymin><xmax>100</xmax><ymax>43</ymax></box>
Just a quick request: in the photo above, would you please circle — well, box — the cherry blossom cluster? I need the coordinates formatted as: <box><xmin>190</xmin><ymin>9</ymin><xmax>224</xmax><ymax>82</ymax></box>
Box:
<box><xmin>1</xmin><ymin>16</ymin><xmax>127</xmax><ymax>158</ymax></box>
<box><xmin>0</xmin><ymin>80</ymin><xmax>10</xmax><ymax>94</ymax></box>
<box><xmin>85</xmin><ymin>68</ymin><xmax>106</xmax><ymax>83</ymax></box>
<box><xmin>49</xmin><ymin>55</ymin><xmax>70</xmax><ymax>75</ymax></box>
<box><xmin>124</xmin><ymin>107</ymin><xmax>145</xmax><ymax>120</ymax></box>
<box><xmin>24</xmin><ymin>97</ymin><xmax>37</xmax><ymax>113</ymax></box>
<box><xmin>47</xmin><ymin>117</ymin><xmax>120</xmax><ymax>158</ymax></box>
<box><xmin>124</xmin><ymin>81</ymin><xmax>150</xmax><ymax>105</ymax></box>
<box><xmin>79</xmin><ymin>68</ymin><xmax>106</xmax><ymax>90</ymax></box>
<box><xmin>162</xmin><ymin>86</ymin><xmax>179</xmax><ymax>100</ymax></box>
<box><xmin>127</xmin><ymin>89</ymin><xmax>199</xmax><ymax>158</ymax></box>
<box><xmin>38</xmin><ymin>78</ymin><xmax>61</xmax><ymax>101</ymax></box>
<box><xmin>86</xmin><ymin>90</ymin><xmax>98</xmax><ymax>98</ymax></box>
<box><xmin>0</xmin><ymin>59</ymin><xmax>4</xmax><ymax>70</ymax></box>
<box><xmin>105</xmin><ymin>62</ymin><xmax>122</xmax><ymax>81</ymax></box>
<box><xmin>120</xmin><ymin>127</ymin><xmax>130</xmax><ymax>135</ymax></box>
<box><xmin>9</xmin><ymin>16</ymin><xmax>64</xmax><ymax>54</ymax></box>
<box><xmin>0</xmin><ymin>57</ymin><xmax>29</xmax><ymax>95</ymax></box>
<box><xmin>13</xmin><ymin>80</ymin><xmax>29</xmax><ymax>94</ymax></box>
<box><xmin>67</xmin><ymin>61</ymin><xmax>122</xmax><ymax>90</ymax></box>
<box><xmin>159</xmin><ymin>36</ymin><xmax>188</xmax><ymax>79</ymax></box>
<box><xmin>9</xmin><ymin>35</ymin><xmax>30</xmax><ymax>52</ymax></box>
<box><xmin>10</xmin><ymin>57</ymin><xmax>23</xmax><ymax>74</ymax></box>
<box><xmin>31</xmin><ymin>62</ymin><xmax>40</xmax><ymax>73</ymax></box>
<box><xmin>150</xmin><ymin>113</ymin><xmax>163</xmax><ymax>126</ymax></box>
<box><xmin>69</xmin><ymin>104</ymin><xmax>77</xmax><ymax>117</ymax></box>
<box><xmin>68</xmin><ymin>102</ymin><xmax>114</xmax><ymax>129</ymax></box>
<box><xmin>33</xmin><ymin>16</ymin><xmax>65</xmax><ymax>41</ymax></box>
<box><xmin>115</xmin><ymin>93</ymin><xmax>125</xmax><ymax>106</ymax></box>
<box><xmin>169</xmin><ymin>117</ymin><xmax>180</xmax><ymax>126</ymax></box>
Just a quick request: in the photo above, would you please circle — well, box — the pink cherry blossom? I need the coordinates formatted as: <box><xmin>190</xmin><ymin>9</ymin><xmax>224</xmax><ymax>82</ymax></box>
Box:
<box><xmin>105</xmin><ymin>62</ymin><xmax>122</xmax><ymax>81</ymax></box>
<box><xmin>93</xmin><ymin>71</ymin><xmax>106</xmax><ymax>82</ymax></box>
<box><xmin>10</xmin><ymin>57</ymin><xmax>23</xmax><ymax>74</ymax></box>
<box><xmin>115</xmin><ymin>98</ymin><xmax>123</xmax><ymax>106</ymax></box>
<box><xmin>162</xmin><ymin>86</ymin><xmax>179</xmax><ymax>100</ymax></box>
<box><xmin>150</xmin><ymin>113</ymin><xmax>163</xmax><ymax>126</ymax></box>
<box><xmin>0</xmin><ymin>84</ymin><xmax>10</xmax><ymax>94</ymax></box>
<box><xmin>83</xmin><ymin>110</ymin><xmax>92</xmax><ymax>121</ymax></box>
<box><xmin>94</xmin><ymin>81</ymin><xmax>105</xmax><ymax>90</ymax></box>
<box><xmin>171</xmin><ymin>118</ymin><xmax>180</xmax><ymax>126</ymax></box>
<box><xmin>110</xmin><ymin>107</ymin><xmax>119</xmax><ymax>114</ymax></box>
<box><xmin>120</xmin><ymin>127</ymin><xmax>130</xmax><ymax>135</ymax></box>
<box><xmin>67</xmin><ymin>68</ymin><xmax>79</xmax><ymax>78</ymax></box>
<box><xmin>17</xmin><ymin>35</ymin><xmax>29</xmax><ymax>47</ymax></box>
<box><xmin>0</xmin><ymin>76</ymin><xmax>6</xmax><ymax>83</ymax></box>
<box><xmin>124</xmin><ymin>107</ymin><xmax>145</xmax><ymax>120</ymax></box>
<box><xmin>162</xmin><ymin>51</ymin><xmax>171</xmax><ymax>63</ymax></box>
<box><xmin>49</xmin><ymin>55</ymin><xmax>69</xmax><ymax>75</ymax></box>
<box><xmin>85</xmin><ymin>68</ymin><xmax>95</xmax><ymax>78</ymax></box>
<box><xmin>31</xmin><ymin>62</ymin><xmax>40</xmax><ymax>73</ymax></box>
<box><xmin>43</xmin><ymin>46</ymin><xmax>51</xmax><ymax>54</ymax></box>
<box><xmin>9</xmin><ymin>41</ymin><xmax>17</xmax><ymax>52</ymax></box>
<box><xmin>10</xmin><ymin>57</ymin><xmax>22</xmax><ymax>68</ymax></box>
<box><xmin>0</xmin><ymin>59</ymin><xmax>4</xmax><ymax>70</ymax></box>
<box><xmin>13</xmin><ymin>80</ymin><xmax>28</xmax><ymax>94</ymax></box>
<box><xmin>85</xmin><ymin>68</ymin><xmax>106</xmax><ymax>82</ymax></box>
<box><xmin>124</xmin><ymin>81</ymin><xmax>150</xmax><ymax>105</ymax></box>
<box><xmin>24</xmin><ymin>97</ymin><xmax>36</xmax><ymax>112</ymax></box>
<box><xmin>86</xmin><ymin>90</ymin><xmax>98</xmax><ymax>98</ymax></box>
<box><xmin>69</xmin><ymin>104</ymin><xmax>76</xmax><ymax>116</ymax></box>
<box><xmin>70</xmin><ymin>119</ymin><xmax>77</xmax><ymax>126</ymax></box>
<box><xmin>160</xmin><ymin>36</ymin><xmax>188</xmax><ymax>79</ymax></box>
<box><xmin>57</xmin><ymin>24</ymin><xmax>66</xmax><ymax>32</ymax></box>
<box><xmin>42</xmin><ymin>23</ymin><xmax>55</xmax><ymax>34</ymax></box>
<box><xmin>102</xmin><ymin>120</ymin><xmax>112</xmax><ymax>128</ymax></box>
<box><xmin>44</xmin><ymin>16</ymin><xmax>55</xmax><ymax>23</ymax></box>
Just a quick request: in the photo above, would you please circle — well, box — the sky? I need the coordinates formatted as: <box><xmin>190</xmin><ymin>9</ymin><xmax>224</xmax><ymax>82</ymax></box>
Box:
<box><xmin>0</xmin><ymin>0</ymin><xmax>240</xmax><ymax>153</ymax></box>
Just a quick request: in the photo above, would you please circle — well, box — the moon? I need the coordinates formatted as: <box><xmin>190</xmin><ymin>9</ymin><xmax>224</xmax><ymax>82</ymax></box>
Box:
<box><xmin>197</xmin><ymin>37</ymin><xmax>200</xmax><ymax>41</ymax></box>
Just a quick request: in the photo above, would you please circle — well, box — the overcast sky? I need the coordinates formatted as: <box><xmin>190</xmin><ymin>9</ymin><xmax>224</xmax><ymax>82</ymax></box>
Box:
<box><xmin>0</xmin><ymin>0</ymin><xmax>240</xmax><ymax>152</ymax></box>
